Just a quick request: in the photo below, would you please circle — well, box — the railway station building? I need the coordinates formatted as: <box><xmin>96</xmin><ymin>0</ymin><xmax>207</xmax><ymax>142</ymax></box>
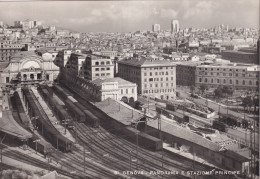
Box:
<box><xmin>0</xmin><ymin>51</ymin><xmax>60</xmax><ymax>87</ymax></box>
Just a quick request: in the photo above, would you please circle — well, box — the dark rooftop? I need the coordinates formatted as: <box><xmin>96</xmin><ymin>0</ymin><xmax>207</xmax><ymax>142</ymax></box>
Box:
<box><xmin>118</xmin><ymin>56</ymin><xmax>176</xmax><ymax>67</ymax></box>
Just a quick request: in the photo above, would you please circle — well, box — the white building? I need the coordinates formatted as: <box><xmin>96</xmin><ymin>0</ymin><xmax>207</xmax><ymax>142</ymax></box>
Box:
<box><xmin>196</xmin><ymin>62</ymin><xmax>259</xmax><ymax>90</ymax></box>
<box><xmin>171</xmin><ymin>20</ymin><xmax>179</xmax><ymax>34</ymax></box>
<box><xmin>152</xmin><ymin>24</ymin><xmax>160</xmax><ymax>32</ymax></box>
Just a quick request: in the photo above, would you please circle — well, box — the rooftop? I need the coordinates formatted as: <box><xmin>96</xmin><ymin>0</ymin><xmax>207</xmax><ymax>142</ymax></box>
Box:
<box><xmin>198</xmin><ymin>62</ymin><xmax>259</xmax><ymax>68</ymax></box>
<box><xmin>148</xmin><ymin>117</ymin><xmax>221</xmax><ymax>151</ymax></box>
<box><xmin>118</xmin><ymin>56</ymin><xmax>176</xmax><ymax>67</ymax></box>
<box><xmin>0</xmin><ymin>62</ymin><xmax>9</xmax><ymax>72</ymax></box>
<box><xmin>10</xmin><ymin>51</ymin><xmax>41</xmax><ymax>61</ymax></box>
<box><xmin>223</xmin><ymin>50</ymin><xmax>257</xmax><ymax>55</ymax></box>
<box><xmin>91</xmin><ymin>77</ymin><xmax>136</xmax><ymax>87</ymax></box>
<box><xmin>95</xmin><ymin>99</ymin><xmax>144</xmax><ymax>126</ymax></box>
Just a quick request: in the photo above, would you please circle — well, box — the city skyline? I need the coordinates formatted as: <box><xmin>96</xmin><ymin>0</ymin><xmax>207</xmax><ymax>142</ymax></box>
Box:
<box><xmin>0</xmin><ymin>0</ymin><xmax>259</xmax><ymax>33</ymax></box>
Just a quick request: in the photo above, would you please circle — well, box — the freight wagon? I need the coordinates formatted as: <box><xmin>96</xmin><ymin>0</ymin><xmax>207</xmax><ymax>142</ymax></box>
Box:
<box><xmin>28</xmin><ymin>135</ymin><xmax>53</xmax><ymax>155</ymax></box>
<box><xmin>38</xmin><ymin>85</ymin><xmax>72</xmax><ymax>122</ymax></box>
<box><xmin>121</xmin><ymin>127</ymin><xmax>162</xmax><ymax>151</ymax></box>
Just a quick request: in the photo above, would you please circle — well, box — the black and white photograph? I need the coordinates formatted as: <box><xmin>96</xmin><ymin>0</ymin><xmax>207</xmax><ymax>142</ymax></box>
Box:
<box><xmin>0</xmin><ymin>0</ymin><xmax>259</xmax><ymax>178</ymax></box>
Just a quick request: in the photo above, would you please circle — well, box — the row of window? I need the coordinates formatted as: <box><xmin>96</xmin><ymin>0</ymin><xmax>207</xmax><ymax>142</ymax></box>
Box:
<box><xmin>144</xmin><ymin>83</ymin><xmax>174</xmax><ymax>88</ymax></box>
<box><xmin>121</xmin><ymin>88</ymin><xmax>135</xmax><ymax>94</ymax></box>
<box><xmin>95</xmin><ymin>67</ymin><xmax>110</xmax><ymax>71</ymax></box>
<box><xmin>144</xmin><ymin>77</ymin><xmax>174</xmax><ymax>82</ymax></box>
<box><xmin>144</xmin><ymin>71</ymin><xmax>174</xmax><ymax>76</ymax></box>
<box><xmin>198</xmin><ymin>67</ymin><xmax>246</xmax><ymax>72</ymax></box>
<box><xmin>94</xmin><ymin>61</ymin><xmax>111</xmax><ymax>65</ymax></box>
<box><xmin>199</xmin><ymin>78</ymin><xmax>259</xmax><ymax>86</ymax></box>
<box><xmin>143</xmin><ymin>88</ymin><xmax>174</xmax><ymax>94</ymax></box>
<box><xmin>95</xmin><ymin>73</ymin><xmax>110</xmax><ymax>77</ymax></box>
<box><xmin>143</xmin><ymin>67</ymin><xmax>174</xmax><ymax>70</ymax></box>
<box><xmin>199</xmin><ymin>72</ymin><xmax>258</xmax><ymax>77</ymax></box>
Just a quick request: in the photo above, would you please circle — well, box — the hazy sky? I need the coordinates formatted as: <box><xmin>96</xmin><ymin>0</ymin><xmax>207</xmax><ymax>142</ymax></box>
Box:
<box><xmin>0</xmin><ymin>0</ymin><xmax>259</xmax><ymax>32</ymax></box>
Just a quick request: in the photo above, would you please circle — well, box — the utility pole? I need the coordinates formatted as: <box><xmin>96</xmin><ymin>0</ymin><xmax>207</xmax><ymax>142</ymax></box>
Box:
<box><xmin>56</xmin><ymin>135</ymin><xmax>59</xmax><ymax>150</ymax></box>
<box><xmin>159</xmin><ymin>113</ymin><xmax>164</xmax><ymax>179</ymax></box>
<box><xmin>227</xmin><ymin>96</ymin><xmax>229</xmax><ymax>115</ymax></box>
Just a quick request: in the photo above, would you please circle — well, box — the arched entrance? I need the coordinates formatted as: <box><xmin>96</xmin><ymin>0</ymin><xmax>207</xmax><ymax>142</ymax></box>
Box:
<box><xmin>30</xmin><ymin>74</ymin><xmax>34</xmax><ymax>80</ymax></box>
<box><xmin>37</xmin><ymin>73</ymin><xmax>41</xmax><ymax>80</ymax></box>
<box><xmin>23</xmin><ymin>74</ymin><xmax>27</xmax><ymax>80</ymax></box>
<box><xmin>121</xmin><ymin>96</ymin><xmax>128</xmax><ymax>104</ymax></box>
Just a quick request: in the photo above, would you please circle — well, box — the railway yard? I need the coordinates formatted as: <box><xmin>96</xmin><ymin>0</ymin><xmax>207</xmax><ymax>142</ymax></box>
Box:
<box><xmin>0</xmin><ymin>83</ymin><xmax>241</xmax><ymax>179</ymax></box>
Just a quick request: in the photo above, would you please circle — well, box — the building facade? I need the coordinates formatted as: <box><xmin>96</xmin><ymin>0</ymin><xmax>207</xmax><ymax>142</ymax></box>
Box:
<box><xmin>152</xmin><ymin>24</ymin><xmax>160</xmax><ymax>32</ymax></box>
<box><xmin>84</xmin><ymin>54</ymin><xmax>114</xmax><ymax>81</ymax></box>
<box><xmin>176</xmin><ymin>62</ymin><xmax>201</xmax><ymax>86</ymax></box>
<box><xmin>65</xmin><ymin>53</ymin><xmax>86</xmax><ymax>78</ymax></box>
<box><xmin>118</xmin><ymin>56</ymin><xmax>176</xmax><ymax>100</ymax></box>
<box><xmin>171</xmin><ymin>20</ymin><xmax>179</xmax><ymax>34</ymax></box>
<box><xmin>0</xmin><ymin>42</ymin><xmax>23</xmax><ymax>61</ymax></box>
<box><xmin>61</xmin><ymin>68</ymin><xmax>137</xmax><ymax>102</ymax></box>
<box><xmin>195</xmin><ymin>62</ymin><xmax>259</xmax><ymax>90</ymax></box>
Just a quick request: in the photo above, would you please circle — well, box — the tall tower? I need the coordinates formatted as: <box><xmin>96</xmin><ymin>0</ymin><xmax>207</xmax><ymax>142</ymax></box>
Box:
<box><xmin>171</xmin><ymin>20</ymin><xmax>179</xmax><ymax>34</ymax></box>
<box><xmin>152</xmin><ymin>24</ymin><xmax>160</xmax><ymax>32</ymax></box>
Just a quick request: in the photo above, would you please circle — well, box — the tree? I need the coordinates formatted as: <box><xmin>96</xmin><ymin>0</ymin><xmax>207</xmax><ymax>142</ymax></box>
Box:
<box><xmin>253</xmin><ymin>96</ymin><xmax>259</xmax><ymax>113</ymax></box>
<box><xmin>222</xmin><ymin>86</ymin><xmax>234</xmax><ymax>97</ymax></box>
<box><xmin>242</xmin><ymin>96</ymin><xmax>253</xmax><ymax>112</ymax></box>
<box><xmin>214</xmin><ymin>86</ymin><xmax>223</xmax><ymax>98</ymax></box>
<box><xmin>199</xmin><ymin>85</ymin><xmax>207</xmax><ymax>94</ymax></box>
<box><xmin>190</xmin><ymin>85</ymin><xmax>195</xmax><ymax>95</ymax></box>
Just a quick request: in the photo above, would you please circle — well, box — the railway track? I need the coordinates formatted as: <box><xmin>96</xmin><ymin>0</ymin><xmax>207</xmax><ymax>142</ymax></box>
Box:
<box><xmin>74</xmin><ymin>123</ymin><xmax>159</xmax><ymax>179</ymax></box>
<box><xmin>76</xmin><ymin>122</ymin><xmax>228</xmax><ymax>179</ymax></box>
<box><xmin>63</xmin><ymin>84</ymin><xmax>237</xmax><ymax>179</ymax></box>
<box><xmin>1</xmin><ymin>145</ymin><xmax>82</xmax><ymax>178</ymax></box>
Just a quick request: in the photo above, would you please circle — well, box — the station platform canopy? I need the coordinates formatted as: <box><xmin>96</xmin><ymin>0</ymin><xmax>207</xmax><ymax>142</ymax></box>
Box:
<box><xmin>95</xmin><ymin>98</ymin><xmax>145</xmax><ymax>126</ymax></box>
<box><xmin>0</xmin><ymin>110</ymin><xmax>32</xmax><ymax>140</ymax></box>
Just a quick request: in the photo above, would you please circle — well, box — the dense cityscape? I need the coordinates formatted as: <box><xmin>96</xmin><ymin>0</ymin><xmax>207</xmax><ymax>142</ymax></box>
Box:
<box><xmin>0</xmin><ymin>1</ymin><xmax>259</xmax><ymax>179</ymax></box>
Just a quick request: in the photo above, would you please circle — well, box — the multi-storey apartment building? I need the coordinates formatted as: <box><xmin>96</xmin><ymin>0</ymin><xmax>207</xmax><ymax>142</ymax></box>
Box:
<box><xmin>176</xmin><ymin>62</ymin><xmax>202</xmax><ymax>86</ymax></box>
<box><xmin>84</xmin><ymin>54</ymin><xmax>114</xmax><ymax>80</ymax></box>
<box><xmin>118</xmin><ymin>56</ymin><xmax>176</xmax><ymax>100</ymax></box>
<box><xmin>0</xmin><ymin>42</ymin><xmax>23</xmax><ymax>61</ymax></box>
<box><xmin>195</xmin><ymin>62</ymin><xmax>259</xmax><ymax>90</ymax></box>
<box><xmin>66</xmin><ymin>53</ymin><xmax>86</xmax><ymax>78</ymax></box>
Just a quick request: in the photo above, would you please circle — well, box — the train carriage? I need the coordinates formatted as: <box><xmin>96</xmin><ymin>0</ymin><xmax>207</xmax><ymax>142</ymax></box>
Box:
<box><xmin>122</xmin><ymin>127</ymin><xmax>162</xmax><ymax>151</ymax></box>
<box><xmin>28</xmin><ymin>135</ymin><xmax>53</xmax><ymax>155</ymax></box>
<box><xmin>52</xmin><ymin>84</ymin><xmax>100</xmax><ymax>128</ymax></box>
<box><xmin>55</xmin><ymin>105</ymin><xmax>71</xmax><ymax>122</ymax></box>
<box><xmin>22</xmin><ymin>87</ymin><xmax>72</xmax><ymax>152</ymax></box>
<box><xmin>64</xmin><ymin>99</ymin><xmax>85</xmax><ymax>122</ymax></box>
<box><xmin>83</xmin><ymin>110</ymin><xmax>100</xmax><ymax>128</ymax></box>
<box><xmin>52</xmin><ymin>85</ymin><xmax>71</xmax><ymax>101</ymax></box>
